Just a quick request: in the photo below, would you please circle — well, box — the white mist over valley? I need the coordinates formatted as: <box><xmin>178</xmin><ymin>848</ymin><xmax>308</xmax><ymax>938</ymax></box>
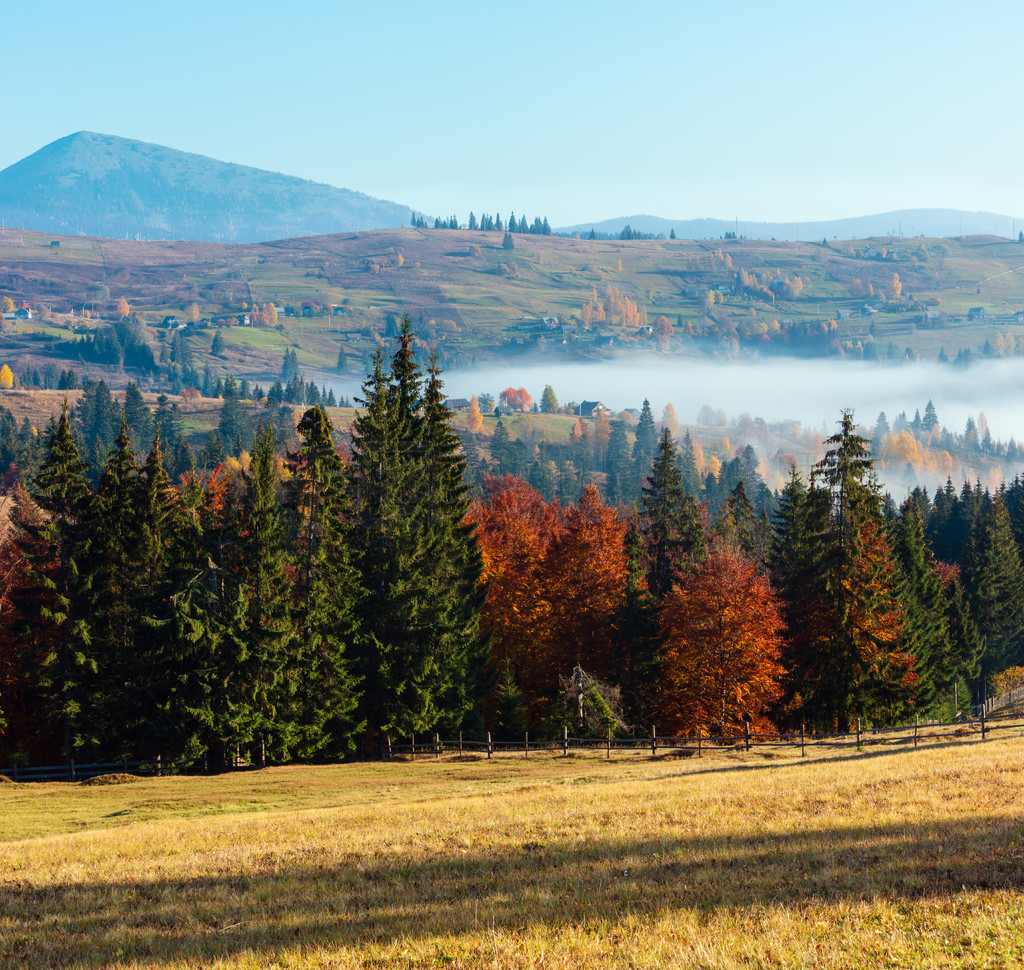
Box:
<box><xmin>439</xmin><ymin>357</ymin><xmax>1024</xmax><ymax>445</ymax></box>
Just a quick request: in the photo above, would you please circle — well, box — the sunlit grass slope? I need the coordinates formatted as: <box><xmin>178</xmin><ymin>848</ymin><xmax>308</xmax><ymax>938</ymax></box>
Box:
<box><xmin>2</xmin><ymin>740</ymin><xmax>1023</xmax><ymax>968</ymax></box>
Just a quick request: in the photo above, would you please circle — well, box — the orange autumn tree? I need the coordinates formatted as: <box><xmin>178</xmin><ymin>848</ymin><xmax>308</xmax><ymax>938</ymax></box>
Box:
<box><xmin>469</xmin><ymin>475</ymin><xmax>562</xmax><ymax>713</ymax></box>
<box><xmin>657</xmin><ymin>545</ymin><xmax>784</xmax><ymax>737</ymax></box>
<box><xmin>540</xmin><ymin>485</ymin><xmax>627</xmax><ymax>695</ymax></box>
<box><xmin>469</xmin><ymin>478</ymin><xmax>628</xmax><ymax>722</ymax></box>
<box><xmin>499</xmin><ymin>387</ymin><xmax>532</xmax><ymax>412</ymax></box>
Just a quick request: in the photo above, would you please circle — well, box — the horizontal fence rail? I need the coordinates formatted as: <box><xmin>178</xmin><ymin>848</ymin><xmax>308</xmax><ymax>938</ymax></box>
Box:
<box><xmin>4</xmin><ymin>711</ymin><xmax>1023</xmax><ymax>782</ymax></box>
<box><xmin>383</xmin><ymin>710</ymin><xmax>1024</xmax><ymax>762</ymax></box>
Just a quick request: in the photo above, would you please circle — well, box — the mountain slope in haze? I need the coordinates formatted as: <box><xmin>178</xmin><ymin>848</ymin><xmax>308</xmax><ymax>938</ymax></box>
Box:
<box><xmin>0</xmin><ymin>132</ymin><xmax>417</xmax><ymax>243</ymax></box>
<box><xmin>559</xmin><ymin>209</ymin><xmax>1023</xmax><ymax>241</ymax></box>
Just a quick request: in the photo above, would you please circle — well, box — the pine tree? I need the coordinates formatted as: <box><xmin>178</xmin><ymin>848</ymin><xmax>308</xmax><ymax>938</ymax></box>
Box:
<box><xmin>16</xmin><ymin>404</ymin><xmax>95</xmax><ymax>769</ymax></box>
<box><xmin>421</xmin><ymin>356</ymin><xmax>489</xmax><ymax>734</ymax></box>
<box><xmin>615</xmin><ymin>522</ymin><xmax>659</xmax><ymax>725</ymax></box>
<box><xmin>804</xmin><ymin>410</ymin><xmax>914</xmax><ymax>729</ymax></box>
<box><xmin>86</xmin><ymin>420</ymin><xmax>145</xmax><ymax>756</ymax></box>
<box><xmin>123</xmin><ymin>382</ymin><xmax>154</xmax><ymax>455</ymax></box>
<box><xmin>943</xmin><ymin>573</ymin><xmax>983</xmax><ymax>711</ymax></box>
<box><xmin>199</xmin><ymin>430</ymin><xmax>227</xmax><ymax>469</ymax></box>
<box><xmin>132</xmin><ymin>433</ymin><xmax>189</xmax><ymax>756</ymax></box>
<box><xmin>218</xmin><ymin>376</ymin><xmax>248</xmax><ymax>456</ymax></box>
<box><xmin>348</xmin><ymin>320</ymin><xmax>489</xmax><ymax>744</ymax></box>
<box><xmin>231</xmin><ymin>425</ymin><xmax>297</xmax><ymax>759</ymax></box>
<box><xmin>715</xmin><ymin>478</ymin><xmax>757</xmax><ymax>557</ymax></box>
<box><xmin>286</xmin><ymin>409</ymin><xmax>364</xmax><ymax>756</ymax></box>
<box><xmin>490</xmin><ymin>417</ymin><xmax>512</xmax><ymax>474</ymax></box>
<box><xmin>348</xmin><ymin>336</ymin><xmax>432</xmax><ymax>741</ymax></box>
<box><xmin>641</xmin><ymin>429</ymin><xmax>706</xmax><ymax>598</ymax></box>
<box><xmin>891</xmin><ymin>499</ymin><xmax>950</xmax><ymax>715</ymax></box>
<box><xmin>73</xmin><ymin>379</ymin><xmax>120</xmax><ymax>474</ymax></box>
<box><xmin>605</xmin><ymin>421</ymin><xmax>632</xmax><ymax>504</ymax></box>
<box><xmin>963</xmin><ymin>494</ymin><xmax>1024</xmax><ymax>680</ymax></box>
<box><xmin>632</xmin><ymin>399</ymin><xmax>657</xmax><ymax>490</ymax></box>
<box><xmin>153</xmin><ymin>394</ymin><xmax>182</xmax><ymax>455</ymax></box>
<box><xmin>679</xmin><ymin>432</ymin><xmax>702</xmax><ymax>497</ymax></box>
<box><xmin>540</xmin><ymin>385</ymin><xmax>559</xmax><ymax>413</ymax></box>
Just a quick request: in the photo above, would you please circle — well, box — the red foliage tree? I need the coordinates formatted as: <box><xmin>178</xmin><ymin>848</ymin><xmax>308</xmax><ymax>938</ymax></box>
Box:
<box><xmin>541</xmin><ymin>485</ymin><xmax>627</xmax><ymax>691</ymax></box>
<box><xmin>469</xmin><ymin>478</ymin><xmax>627</xmax><ymax>720</ymax></box>
<box><xmin>657</xmin><ymin>546</ymin><xmax>784</xmax><ymax>737</ymax></box>
<box><xmin>499</xmin><ymin>387</ymin><xmax>533</xmax><ymax>412</ymax></box>
<box><xmin>469</xmin><ymin>475</ymin><xmax>562</xmax><ymax>707</ymax></box>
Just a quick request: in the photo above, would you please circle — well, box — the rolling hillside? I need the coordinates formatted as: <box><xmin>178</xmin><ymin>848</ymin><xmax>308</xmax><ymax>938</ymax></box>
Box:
<box><xmin>4</xmin><ymin>226</ymin><xmax>1024</xmax><ymax>378</ymax></box>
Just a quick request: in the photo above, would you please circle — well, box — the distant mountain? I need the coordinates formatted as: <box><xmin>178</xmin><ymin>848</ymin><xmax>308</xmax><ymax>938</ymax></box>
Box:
<box><xmin>558</xmin><ymin>209</ymin><xmax>1024</xmax><ymax>241</ymax></box>
<box><xmin>0</xmin><ymin>132</ymin><xmax>418</xmax><ymax>242</ymax></box>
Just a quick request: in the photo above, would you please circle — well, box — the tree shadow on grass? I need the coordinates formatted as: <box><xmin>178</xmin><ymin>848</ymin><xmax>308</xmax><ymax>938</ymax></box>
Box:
<box><xmin>3</xmin><ymin>813</ymin><xmax>1022</xmax><ymax>967</ymax></box>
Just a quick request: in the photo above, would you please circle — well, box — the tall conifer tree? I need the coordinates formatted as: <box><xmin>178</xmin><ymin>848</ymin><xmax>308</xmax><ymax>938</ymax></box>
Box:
<box><xmin>641</xmin><ymin>429</ymin><xmax>706</xmax><ymax>599</ymax></box>
<box><xmin>286</xmin><ymin>408</ymin><xmax>363</xmax><ymax>756</ymax></box>
<box><xmin>17</xmin><ymin>404</ymin><xmax>95</xmax><ymax>767</ymax></box>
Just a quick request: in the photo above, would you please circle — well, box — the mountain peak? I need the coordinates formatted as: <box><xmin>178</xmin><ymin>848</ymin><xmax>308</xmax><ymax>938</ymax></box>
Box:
<box><xmin>0</xmin><ymin>133</ymin><xmax>416</xmax><ymax>242</ymax></box>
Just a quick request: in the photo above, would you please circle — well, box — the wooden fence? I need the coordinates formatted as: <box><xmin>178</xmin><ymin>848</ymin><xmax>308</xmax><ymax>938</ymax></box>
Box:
<box><xmin>0</xmin><ymin>755</ymin><xmax>179</xmax><ymax>783</ymax></box>
<box><xmin>4</xmin><ymin>709</ymin><xmax>1023</xmax><ymax>782</ymax></box>
<box><xmin>384</xmin><ymin>708</ymin><xmax>1024</xmax><ymax>761</ymax></box>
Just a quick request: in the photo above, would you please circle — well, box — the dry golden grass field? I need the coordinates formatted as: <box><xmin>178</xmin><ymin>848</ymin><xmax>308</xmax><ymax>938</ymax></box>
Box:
<box><xmin>2</xmin><ymin>739</ymin><xmax>1023</xmax><ymax>968</ymax></box>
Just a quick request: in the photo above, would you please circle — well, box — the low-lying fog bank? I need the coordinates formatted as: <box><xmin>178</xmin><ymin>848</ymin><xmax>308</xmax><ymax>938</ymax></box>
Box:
<box><xmin>440</xmin><ymin>356</ymin><xmax>1024</xmax><ymax>444</ymax></box>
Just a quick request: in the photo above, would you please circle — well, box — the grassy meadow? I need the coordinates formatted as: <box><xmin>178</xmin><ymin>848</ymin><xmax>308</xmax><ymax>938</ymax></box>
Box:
<box><xmin>2</xmin><ymin>738</ymin><xmax>1023</xmax><ymax>968</ymax></box>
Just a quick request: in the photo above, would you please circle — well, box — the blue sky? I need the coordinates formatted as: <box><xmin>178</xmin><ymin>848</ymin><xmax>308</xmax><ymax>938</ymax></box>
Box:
<box><xmin>7</xmin><ymin>0</ymin><xmax>1023</xmax><ymax>226</ymax></box>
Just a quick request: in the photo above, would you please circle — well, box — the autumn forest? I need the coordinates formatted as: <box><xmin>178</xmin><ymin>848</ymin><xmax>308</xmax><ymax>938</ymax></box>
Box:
<box><xmin>1</xmin><ymin>320</ymin><xmax>1022</xmax><ymax>771</ymax></box>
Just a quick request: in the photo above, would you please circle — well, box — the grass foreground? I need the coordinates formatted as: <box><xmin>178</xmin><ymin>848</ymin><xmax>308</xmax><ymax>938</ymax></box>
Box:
<box><xmin>2</xmin><ymin>740</ymin><xmax>1023</xmax><ymax>968</ymax></box>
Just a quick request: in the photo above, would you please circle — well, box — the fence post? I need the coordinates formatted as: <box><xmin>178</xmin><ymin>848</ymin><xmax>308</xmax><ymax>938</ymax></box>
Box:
<box><xmin>856</xmin><ymin>718</ymin><xmax>862</xmax><ymax>749</ymax></box>
<box><xmin>435</xmin><ymin>732</ymin><xmax>440</xmax><ymax>760</ymax></box>
<box><xmin>981</xmin><ymin>708</ymin><xmax>987</xmax><ymax>741</ymax></box>
<box><xmin>914</xmin><ymin>716</ymin><xmax>919</xmax><ymax>749</ymax></box>
<box><xmin>651</xmin><ymin>725</ymin><xmax>656</xmax><ymax>757</ymax></box>
<box><xmin>606</xmin><ymin>727</ymin><xmax>611</xmax><ymax>759</ymax></box>
<box><xmin>563</xmin><ymin>725</ymin><xmax>568</xmax><ymax>757</ymax></box>
<box><xmin>800</xmin><ymin>722</ymin><xmax>805</xmax><ymax>758</ymax></box>
<box><xmin>459</xmin><ymin>731</ymin><xmax>463</xmax><ymax>756</ymax></box>
<box><xmin>487</xmin><ymin>732</ymin><xmax>493</xmax><ymax>759</ymax></box>
<box><xmin>11</xmin><ymin>763</ymin><xmax>17</xmax><ymax>782</ymax></box>
<box><xmin>156</xmin><ymin>754</ymin><xmax>162</xmax><ymax>777</ymax></box>
<box><xmin>525</xmin><ymin>731</ymin><xmax>529</xmax><ymax>759</ymax></box>
<box><xmin>386</xmin><ymin>734</ymin><xmax>393</xmax><ymax>760</ymax></box>
<box><xmin>260</xmin><ymin>739</ymin><xmax>266</xmax><ymax>768</ymax></box>
<box><xmin>697</xmin><ymin>730</ymin><xmax>702</xmax><ymax>759</ymax></box>
<box><xmin>744</xmin><ymin>720</ymin><xmax>750</xmax><ymax>752</ymax></box>
<box><xmin>411</xmin><ymin>733</ymin><xmax>415</xmax><ymax>762</ymax></box>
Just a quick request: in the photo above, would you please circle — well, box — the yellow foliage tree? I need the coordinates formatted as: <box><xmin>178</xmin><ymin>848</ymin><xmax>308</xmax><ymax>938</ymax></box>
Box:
<box><xmin>888</xmin><ymin>273</ymin><xmax>902</xmax><ymax>301</ymax></box>
<box><xmin>0</xmin><ymin>365</ymin><xmax>13</xmax><ymax>389</ymax></box>
<box><xmin>186</xmin><ymin>303</ymin><xmax>200</xmax><ymax>324</ymax></box>
<box><xmin>468</xmin><ymin>395</ymin><xmax>484</xmax><ymax>433</ymax></box>
<box><xmin>0</xmin><ymin>297</ymin><xmax>13</xmax><ymax>314</ymax></box>
<box><xmin>116</xmin><ymin>296</ymin><xmax>130</xmax><ymax>318</ymax></box>
<box><xmin>991</xmin><ymin>665</ymin><xmax>1024</xmax><ymax>698</ymax></box>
